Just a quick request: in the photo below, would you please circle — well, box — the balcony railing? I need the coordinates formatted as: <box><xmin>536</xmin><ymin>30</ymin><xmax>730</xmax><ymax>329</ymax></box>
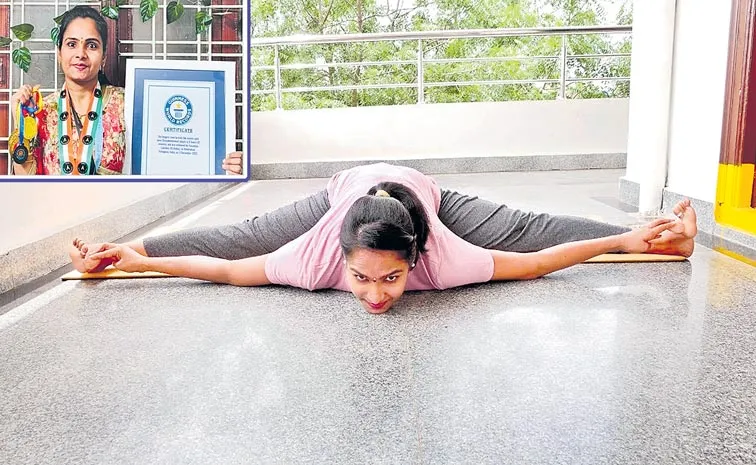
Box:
<box><xmin>250</xmin><ymin>25</ymin><xmax>633</xmax><ymax>110</ymax></box>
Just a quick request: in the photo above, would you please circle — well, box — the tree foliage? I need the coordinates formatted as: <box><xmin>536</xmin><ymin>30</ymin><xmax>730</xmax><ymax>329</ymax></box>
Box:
<box><xmin>251</xmin><ymin>0</ymin><xmax>633</xmax><ymax>110</ymax></box>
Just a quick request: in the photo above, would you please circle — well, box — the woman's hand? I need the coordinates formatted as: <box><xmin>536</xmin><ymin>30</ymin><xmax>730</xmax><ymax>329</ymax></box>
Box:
<box><xmin>11</xmin><ymin>84</ymin><xmax>35</xmax><ymax>121</ymax></box>
<box><xmin>89</xmin><ymin>245</ymin><xmax>149</xmax><ymax>273</ymax></box>
<box><xmin>619</xmin><ymin>218</ymin><xmax>677</xmax><ymax>253</ymax></box>
<box><xmin>222</xmin><ymin>151</ymin><xmax>244</xmax><ymax>175</ymax></box>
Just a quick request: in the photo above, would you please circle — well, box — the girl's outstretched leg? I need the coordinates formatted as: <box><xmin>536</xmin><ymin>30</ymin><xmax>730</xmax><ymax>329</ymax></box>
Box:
<box><xmin>142</xmin><ymin>189</ymin><xmax>331</xmax><ymax>260</ymax></box>
<box><xmin>438</xmin><ymin>189</ymin><xmax>631</xmax><ymax>252</ymax></box>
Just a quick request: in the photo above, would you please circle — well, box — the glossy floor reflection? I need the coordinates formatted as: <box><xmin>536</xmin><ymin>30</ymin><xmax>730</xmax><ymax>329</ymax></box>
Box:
<box><xmin>1</xmin><ymin>169</ymin><xmax>755</xmax><ymax>464</ymax></box>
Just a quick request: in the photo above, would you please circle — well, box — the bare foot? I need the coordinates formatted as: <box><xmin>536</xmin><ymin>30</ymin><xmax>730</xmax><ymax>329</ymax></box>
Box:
<box><xmin>667</xmin><ymin>199</ymin><xmax>698</xmax><ymax>237</ymax></box>
<box><xmin>648</xmin><ymin>199</ymin><xmax>698</xmax><ymax>257</ymax></box>
<box><xmin>69</xmin><ymin>238</ymin><xmax>89</xmax><ymax>272</ymax></box>
<box><xmin>69</xmin><ymin>238</ymin><xmax>115</xmax><ymax>273</ymax></box>
<box><xmin>648</xmin><ymin>235</ymin><xmax>695</xmax><ymax>257</ymax></box>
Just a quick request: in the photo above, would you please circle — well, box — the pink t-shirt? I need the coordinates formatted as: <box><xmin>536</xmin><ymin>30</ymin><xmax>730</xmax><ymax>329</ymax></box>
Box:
<box><xmin>264</xmin><ymin>163</ymin><xmax>494</xmax><ymax>291</ymax></box>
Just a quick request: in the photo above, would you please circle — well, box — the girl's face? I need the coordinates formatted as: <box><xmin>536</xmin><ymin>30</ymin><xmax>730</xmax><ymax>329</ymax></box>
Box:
<box><xmin>345</xmin><ymin>248</ymin><xmax>411</xmax><ymax>314</ymax></box>
<box><xmin>57</xmin><ymin>18</ymin><xmax>104</xmax><ymax>86</ymax></box>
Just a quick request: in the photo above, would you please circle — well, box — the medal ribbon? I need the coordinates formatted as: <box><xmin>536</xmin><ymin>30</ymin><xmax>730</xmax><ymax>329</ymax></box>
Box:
<box><xmin>57</xmin><ymin>83</ymin><xmax>103</xmax><ymax>175</ymax></box>
<box><xmin>18</xmin><ymin>101</ymin><xmax>25</xmax><ymax>141</ymax></box>
<box><xmin>94</xmin><ymin>104</ymin><xmax>104</xmax><ymax>170</ymax></box>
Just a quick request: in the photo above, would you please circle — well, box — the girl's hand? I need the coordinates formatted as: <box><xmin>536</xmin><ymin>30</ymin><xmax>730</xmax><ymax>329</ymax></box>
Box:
<box><xmin>222</xmin><ymin>151</ymin><xmax>244</xmax><ymax>175</ymax></box>
<box><xmin>619</xmin><ymin>218</ymin><xmax>676</xmax><ymax>253</ymax></box>
<box><xmin>82</xmin><ymin>242</ymin><xmax>119</xmax><ymax>272</ymax></box>
<box><xmin>89</xmin><ymin>245</ymin><xmax>149</xmax><ymax>273</ymax></box>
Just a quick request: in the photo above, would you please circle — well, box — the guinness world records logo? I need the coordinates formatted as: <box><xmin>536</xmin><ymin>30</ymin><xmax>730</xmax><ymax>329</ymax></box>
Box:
<box><xmin>164</xmin><ymin>95</ymin><xmax>193</xmax><ymax>125</ymax></box>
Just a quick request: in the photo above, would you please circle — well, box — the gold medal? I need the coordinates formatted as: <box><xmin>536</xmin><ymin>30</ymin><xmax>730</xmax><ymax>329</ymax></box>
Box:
<box><xmin>23</xmin><ymin>116</ymin><xmax>38</xmax><ymax>139</ymax></box>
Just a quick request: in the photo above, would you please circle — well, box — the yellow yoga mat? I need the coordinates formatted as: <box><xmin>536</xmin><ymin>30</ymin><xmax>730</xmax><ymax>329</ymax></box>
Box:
<box><xmin>61</xmin><ymin>254</ymin><xmax>687</xmax><ymax>281</ymax></box>
<box><xmin>62</xmin><ymin>269</ymin><xmax>175</xmax><ymax>280</ymax></box>
<box><xmin>584</xmin><ymin>254</ymin><xmax>687</xmax><ymax>263</ymax></box>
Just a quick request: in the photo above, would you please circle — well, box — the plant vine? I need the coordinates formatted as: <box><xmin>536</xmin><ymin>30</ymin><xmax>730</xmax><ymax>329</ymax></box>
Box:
<box><xmin>0</xmin><ymin>0</ymin><xmax>217</xmax><ymax>73</ymax></box>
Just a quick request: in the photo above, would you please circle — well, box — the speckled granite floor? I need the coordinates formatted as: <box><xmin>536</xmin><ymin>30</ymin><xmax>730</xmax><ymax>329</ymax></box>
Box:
<box><xmin>1</xmin><ymin>169</ymin><xmax>755</xmax><ymax>464</ymax></box>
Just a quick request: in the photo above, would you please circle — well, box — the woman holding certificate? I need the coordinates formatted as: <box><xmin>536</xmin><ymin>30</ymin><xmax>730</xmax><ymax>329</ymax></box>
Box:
<box><xmin>11</xmin><ymin>5</ymin><xmax>243</xmax><ymax>176</ymax></box>
<box><xmin>10</xmin><ymin>6</ymin><xmax>126</xmax><ymax>175</ymax></box>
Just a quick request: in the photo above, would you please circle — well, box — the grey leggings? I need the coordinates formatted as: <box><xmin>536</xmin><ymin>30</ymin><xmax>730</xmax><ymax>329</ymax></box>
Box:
<box><xmin>143</xmin><ymin>189</ymin><xmax>630</xmax><ymax>260</ymax></box>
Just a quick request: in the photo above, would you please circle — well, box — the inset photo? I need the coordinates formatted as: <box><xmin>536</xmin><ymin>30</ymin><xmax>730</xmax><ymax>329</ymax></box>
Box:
<box><xmin>0</xmin><ymin>1</ymin><xmax>248</xmax><ymax>180</ymax></box>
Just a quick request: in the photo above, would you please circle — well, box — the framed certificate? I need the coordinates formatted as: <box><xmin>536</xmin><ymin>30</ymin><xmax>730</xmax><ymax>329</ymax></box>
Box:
<box><xmin>125</xmin><ymin>59</ymin><xmax>241</xmax><ymax>178</ymax></box>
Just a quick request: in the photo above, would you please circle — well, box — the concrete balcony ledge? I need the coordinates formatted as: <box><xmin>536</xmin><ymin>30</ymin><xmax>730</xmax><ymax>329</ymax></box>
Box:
<box><xmin>250</xmin><ymin>152</ymin><xmax>627</xmax><ymax>180</ymax></box>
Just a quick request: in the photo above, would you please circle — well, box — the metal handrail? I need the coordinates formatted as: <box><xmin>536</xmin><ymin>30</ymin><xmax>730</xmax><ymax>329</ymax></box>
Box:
<box><xmin>250</xmin><ymin>26</ymin><xmax>633</xmax><ymax>109</ymax></box>
<box><xmin>250</xmin><ymin>26</ymin><xmax>632</xmax><ymax>46</ymax></box>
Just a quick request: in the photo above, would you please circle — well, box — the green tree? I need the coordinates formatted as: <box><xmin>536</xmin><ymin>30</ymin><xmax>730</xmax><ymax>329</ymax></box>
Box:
<box><xmin>250</xmin><ymin>0</ymin><xmax>633</xmax><ymax>110</ymax></box>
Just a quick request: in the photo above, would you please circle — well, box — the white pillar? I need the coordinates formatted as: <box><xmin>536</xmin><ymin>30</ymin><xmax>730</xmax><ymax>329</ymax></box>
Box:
<box><xmin>625</xmin><ymin>0</ymin><xmax>678</xmax><ymax>214</ymax></box>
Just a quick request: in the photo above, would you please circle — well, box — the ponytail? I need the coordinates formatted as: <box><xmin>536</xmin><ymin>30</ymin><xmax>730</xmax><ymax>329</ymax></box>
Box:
<box><xmin>366</xmin><ymin>182</ymin><xmax>429</xmax><ymax>253</ymax></box>
<box><xmin>340</xmin><ymin>182</ymin><xmax>430</xmax><ymax>267</ymax></box>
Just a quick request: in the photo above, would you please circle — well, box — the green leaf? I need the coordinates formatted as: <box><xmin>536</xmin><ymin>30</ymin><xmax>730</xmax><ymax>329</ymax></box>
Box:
<box><xmin>166</xmin><ymin>1</ymin><xmax>184</xmax><ymax>24</ymax></box>
<box><xmin>12</xmin><ymin>47</ymin><xmax>32</xmax><ymax>73</ymax></box>
<box><xmin>101</xmin><ymin>5</ymin><xmax>120</xmax><ymax>20</ymax></box>
<box><xmin>195</xmin><ymin>10</ymin><xmax>213</xmax><ymax>34</ymax></box>
<box><xmin>116</xmin><ymin>0</ymin><xmax>127</xmax><ymax>6</ymax></box>
<box><xmin>0</xmin><ymin>37</ymin><xmax>11</xmax><ymax>47</ymax></box>
<box><xmin>11</xmin><ymin>24</ymin><xmax>34</xmax><ymax>41</ymax></box>
<box><xmin>50</xmin><ymin>26</ymin><xmax>60</xmax><ymax>45</ymax></box>
<box><xmin>139</xmin><ymin>0</ymin><xmax>158</xmax><ymax>22</ymax></box>
<box><xmin>53</xmin><ymin>13</ymin><xmax>66</xmax><ymax>25</ymax></box>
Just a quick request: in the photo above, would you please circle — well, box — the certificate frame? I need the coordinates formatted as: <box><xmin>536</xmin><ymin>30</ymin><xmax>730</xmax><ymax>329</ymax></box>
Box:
<box><xmin>125</xmin><ymin>59</ymin><xmax>245</xmax><ymax>180</ymax></box>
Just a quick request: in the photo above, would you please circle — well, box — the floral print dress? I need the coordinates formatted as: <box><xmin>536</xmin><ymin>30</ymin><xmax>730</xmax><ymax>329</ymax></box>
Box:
<box><xmin>20</xmin><ymin>85</ymin><xmax>126</xmax><ymax>175</ymax></box>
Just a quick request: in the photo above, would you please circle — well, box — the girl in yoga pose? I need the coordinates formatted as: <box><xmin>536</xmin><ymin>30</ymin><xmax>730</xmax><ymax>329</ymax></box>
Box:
<box><xmin>78</xmin><ymin>163</ymin><xmax>696</xmax><ymax>314</ymax></box>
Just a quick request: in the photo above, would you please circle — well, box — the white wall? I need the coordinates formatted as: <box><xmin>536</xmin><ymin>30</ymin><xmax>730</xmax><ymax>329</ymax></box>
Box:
<box><xmin>625</xmin><ymin>0</ymin><xmax>733</xmax><ymax>204</ymax></box>
<box><xmin>0</xmin><ymin>183</ymin><xmax>186</xmax><ymax>254</ymax></box>
<box><xmin>250</xmin><ymin>99</ymin><xmax>630</xmax><ymax>163</ymax></box>
<box><xmin>665</xmin><ymin>0</ymin><xmax>733</xmax><ymax>202</ymax></box>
